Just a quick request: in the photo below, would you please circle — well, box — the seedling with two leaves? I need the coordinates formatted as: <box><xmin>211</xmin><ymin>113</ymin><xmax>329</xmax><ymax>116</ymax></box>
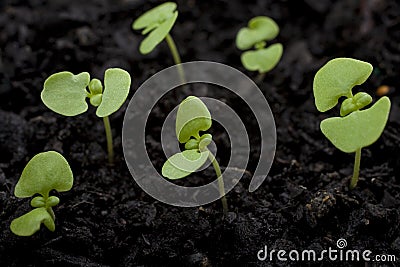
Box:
<box><xmin>10</xmin><ymin>151</ymin><xmax>73</xmax><ymax>236</ymax></box>
<box><xmin>236</xmin><ymin>16</ymin><xmax>283</xmax><ymax>83</ymax></box>
<box><xmin>41</xmin><ymin>68</ymin><xmax>131</xmax><ymax>164</ymax></box>
<box><xmin>313</xmin><ymin>58</ymin><xmax>391</xmax><ymax>189</ymax></box>
<box><xmin>162</xmin><ymin>96</ymin><xmax>228</xmax><ymax>215</ymax></box>
<box><xmin>133</xmin><ymin>2</ymin><xmax>185</xmax><ymax>82</ymax></box>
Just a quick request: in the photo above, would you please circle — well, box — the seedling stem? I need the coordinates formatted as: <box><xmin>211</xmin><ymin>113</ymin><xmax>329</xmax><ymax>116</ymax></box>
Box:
<box><xmin>255</xmin><ymin>72</ymin><xmax>266</xmax><ymax>84</ymax></box>
<box><xmin>103</xmin><ymin>116</ymin><xmax>114</xmax><ymax>164</ymax></box>
<box><xmin>350</xmin><ymin>148</ymin><xmax>361</xmax><ymax>189</ymax></box>
<box><xmin>165</xmin><ymin>33</ymin><xmax>185</xmax><ymax>83</ymax></box>
<box><xmin>205</xmin><ymin>148</ymin><xmax>228</xmax><ymax>216</ymax></box>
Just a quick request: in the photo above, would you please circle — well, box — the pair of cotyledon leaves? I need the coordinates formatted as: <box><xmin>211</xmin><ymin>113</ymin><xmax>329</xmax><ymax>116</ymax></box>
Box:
<box><xmin>236</xmin><ymin>16</ymin><xmax>283</xmax><ymax>73</ymax></box>
<box><xmin>132</xmin><ymin>2</ymin><xmax>178</xmax><ymax>54</ymax></box>
<box><xmin>41</xmin><ymin>68</ymin><xmax>131</xmax><ymax>117</ymax></box>
<box><xmin>313</xmin><ymin>58</ymin><xmax>391</xmax><ymax>153</ymax></box>
<box><xmin>10</xmin><ymin>151</ymin><xmax>73</xmax><ymax>236</ymax></box>
<box><xmin>162</xmin><ymin>96</ymin><xmax>213</xmax><ymax>180</ymax></box>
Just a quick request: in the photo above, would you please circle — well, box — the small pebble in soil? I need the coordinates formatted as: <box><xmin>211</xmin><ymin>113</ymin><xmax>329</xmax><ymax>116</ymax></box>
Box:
<box><xmin>305</xmin><ymin>190</ymin><xmax>336</xmax><ymax>228</ymax></box>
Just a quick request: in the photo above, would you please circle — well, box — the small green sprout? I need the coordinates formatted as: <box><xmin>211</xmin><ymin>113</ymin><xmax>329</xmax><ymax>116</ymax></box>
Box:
<box><xmin>41</xmin><ymin>68</ymin><xmax>131</xmax><ymax>164</ymax></box>
<box><xmin>236</xmin><ymin>16</ymin><xmax>283</xmax><ymax>82</ymax></box>
<box><xmin>133</xmin><ymin>2</ymin><xmax>185</xmax><ymax>82</ymax></box>
<box><xmin>313</xmin><ymin>58</ymin><xmax>391</xmax><ymax>189</ymax></box>
<box><xmin>162</xmin><ymin>96</ymin><xmax>228</xmax><ymax>215</ymax></box>
<box><xmin>10</xmin><ymin>151</ymin><xmax>73</xmax><ymax>236</ymax></box>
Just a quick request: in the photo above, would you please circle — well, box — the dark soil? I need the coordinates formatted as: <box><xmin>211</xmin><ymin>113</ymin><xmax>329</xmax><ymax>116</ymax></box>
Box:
<box><xmin>1</xmin><ymin>0</ymin><xmax>400</xmax><ymax>266</ymax></box>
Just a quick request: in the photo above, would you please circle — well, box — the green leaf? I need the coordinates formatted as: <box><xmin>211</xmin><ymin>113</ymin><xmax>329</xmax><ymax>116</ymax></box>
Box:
<box><xmin>198</xmin><ymin>134</ymin><xmax>213</xmax><ymax>150</ymax></box>
<box><xmin>320</xmin><ymin>96</ymin><xmax>391</xmax><ymax>153</ymax></box>
<box><xmin>15</xmin><ymin>151</ymin><xmax>73</xmax><ymax>198</ymax></box>
<box><xmin>236</xmin><ymin>16</ymin><xmax>279</xmax><ymax>50</ymax></box>
<box><xmin>96</xmin><ymin>68</ymin><xmax>131</xmax><ymax>117</ymax></box>
<box><xmin>10</xmin><ymin>208</ymin><xmax>55</xmax><ymax>236</ymax></box>
<box><xmin>89</xmin><ymin>78</ymin><xmax>103</xmax><ymax>95</ymax></box>
<box><xmin>90</xmin><ymin>94</ymin><xmax>102</xmax><ymax>107</ymax></box>
<box><xmin>176</xmin><ymin>96</ymin><xmax>212</xmax><ymax>143</ymax></box>
<box><xmin>132</xmin><ymin>2</ymin><xmax>178</xmax><ymax>54</ymax></box>
<box><xmin>47</xmin><ymin>196</ymin><xmax>60</xmax><ymax>207</ymax></box>
<box><xmin>340</xmin><ymin>92</ymin><xmax>372</xmax><ymax>116</ymax></box>
<box><xmin>41</xmin><ymin>72</ymin><xmax>90</xmax><ymax>116</ymax></box>
<box><xmin>241</xmin><ymin>43</ymin><xmax>283</xmax><ymax>73</ymax></box>
<box><xmin>313</xmin><ymin>58</ymin><xmax>373</xmax><ymax>112</ymax></box>
<box><xmin>184</xmin><ymin>139</ymin><xmax>199</xmax><ymax>150</ymax></box>
<box><xmin>30</xmin><ymin>196</ymin><xmax>45</xmax><ymax>208</ymax></box>
<box><xmin>132</xmin><ymin>2</ymin><xmax>177</xmax><ymax>30</ymax></box>
<box><xmin>162</xmin><ymin>150</ymin><xmax>209</xmax><ymax>179</ymax></box>
<box><xmin>139</xmin><ymin>11</ymin><xmax>178</xmax><ymax>54</ymax></box>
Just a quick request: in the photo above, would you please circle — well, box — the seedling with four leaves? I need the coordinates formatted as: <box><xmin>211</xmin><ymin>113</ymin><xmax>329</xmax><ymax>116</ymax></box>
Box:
<box><xmin>236</xmin><ymin>16</ymin><xmax>283</xmax><ymax>83</ymax></box>
<box><xmin>133</xmin><ymin>2</ymin><xmax>185</xmax><ymax>82</ymax></box>
<box><xmin>162</xmin><ymin>96</ymin><xmax>228</xmax><ymax>215</ymax></box>
<box><xmin>313</xmin><ymin>57</ymin><xmax>391</xmax><ymax>189</ymax></box>
<box><xmin>41</xmin><ymin>68</ymin><xmax>131</xmax><ymax>164</ymax></box>
<box><xmin>10</xmin><ymin>151</ymin><xmax>73</xmax><ymax>236</ymax></box>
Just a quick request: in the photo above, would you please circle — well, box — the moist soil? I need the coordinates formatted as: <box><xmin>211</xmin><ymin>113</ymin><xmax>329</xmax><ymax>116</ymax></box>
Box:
<box><xmin>0</xmin><ymin>0</ymin><xmax>400</xmax><ymax>266</ymax></box>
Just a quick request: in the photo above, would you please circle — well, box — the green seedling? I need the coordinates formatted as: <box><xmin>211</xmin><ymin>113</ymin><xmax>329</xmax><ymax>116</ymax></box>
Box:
<box><xmin>10</xmin><ymin>151</ymin><xmax>73</xmax><ymax>236</ymax></box>
<box><xmin>162</xmin><ymin>96</ymin><xmax>228</xmax><ymax>215</ymax></box>
<box><xmin>236</xmin><ymin>16</ymin><xmax>283</xmax><ymax>82</ymax></box>
<box><xmin>41</xmin><ymin>68</ymin><xmax>131</xmax><ymax>164</ymax></box>
<box><xmin>313</xmin><ymin>58</ymin><xmax>391</xmax><ymax>189</ymax></box>
<box><xmin>133</xmin><ymin>2</ymin><xmax>185</xmax><ymax>82</ymax></box>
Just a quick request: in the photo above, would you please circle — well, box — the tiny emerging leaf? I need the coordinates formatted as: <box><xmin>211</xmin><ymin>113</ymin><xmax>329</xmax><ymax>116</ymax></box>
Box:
<box><xmin>10</xmin><ymin>208</ymin><xmax>55</xmax><ymax>236</ymax></box>
<box><xmin>14</xmin><ymin>151</ymin><xmax>73</xmax><ymax>198</ymax></box>
<box><xmin>340</xmin><ymin>92</ymin><xmax>372</xmax><ymax>116</ymax></box>
<box><xmin>162</xmin><ymin>150</ymin><xmax>209</xmax><ymax>179</ymax></box>
<box><xmin>241</xmin><ymin>43</ymin><xmax>283</xmax><ymax>73</ymax></box>
<box><xmin>41</xmin><ymin>72</ymin><xmax>90</xmax><ymax>116</ymax></box>
<box><xmin>175</xmin><ymin>96</ymin><xmax>212</xmax><ymax>143</ymax></box>
<box><xmin>313</xmin><ymin>58</ymin><xmax>373</xmax><ymax>112</ymax></box>
<box><xmin>30</xmin><ymin>196</ymin><xmax>45</xmax><ymax>208</ymax></box>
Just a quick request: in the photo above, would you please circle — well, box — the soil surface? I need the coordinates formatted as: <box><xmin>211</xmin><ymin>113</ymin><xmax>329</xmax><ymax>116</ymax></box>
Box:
<box><xmin>1</xmin><ymin>0</ymin><xmax>400</xmax><ymax>266</ymax></box>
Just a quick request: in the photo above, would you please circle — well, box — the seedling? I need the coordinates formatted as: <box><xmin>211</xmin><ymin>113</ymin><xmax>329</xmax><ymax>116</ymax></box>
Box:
<box><xmin>10</xmin><ymin>151</ymin><xmax>73</xmax><ymax>236</ymax></box>
<box><xmin>162</xmin><ymin>96</ymin><xmax>228</xmax><ymax>215</ymax></box>
<box><xmin>133</xmin><ymin>2</ymin><xmax>185</xmax><ymax>82</ymax></box>
<box><xmin>41</xmin><ymin>68</ymin><xmax>131</xmax><ymax>164</ymax></box>
<box><xmin>313</xmin><ymin>58</ymin><xmax>391</xmax><ymax>189</ymax></box>
<box><xmin>236</xmin><ymin>16</ymin><xmax>283</xmax><ymax>83</ymax></box>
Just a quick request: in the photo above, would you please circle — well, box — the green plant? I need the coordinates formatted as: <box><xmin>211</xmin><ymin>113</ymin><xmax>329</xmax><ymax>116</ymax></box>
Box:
<box><xmin>10</xmin><ymin>151</ymin><xmax>73</xmax><ymax>236</ymax></box>
<box><xmin>162</xmin><ymin>96</ymin><xmax>228</xmax><ymax>215</ymax></box>
<box><xmin>41</xmin><ymin>68</ymin><xmax>131</xmax><ymax>164</ymax></box>
<box><xmin>236</xmin><ymin>16</ymin><xmax>283</xmax><ymax>82</ymax></box>
<box><xmin>132</xmin><ymin>2</ymin><xmax>185</xmax><ymax>82</ymax></box>
<box><xmin>313</xmin><ymin>57</ymin><xmax>391</xmax><ymax>189</ymax></box>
